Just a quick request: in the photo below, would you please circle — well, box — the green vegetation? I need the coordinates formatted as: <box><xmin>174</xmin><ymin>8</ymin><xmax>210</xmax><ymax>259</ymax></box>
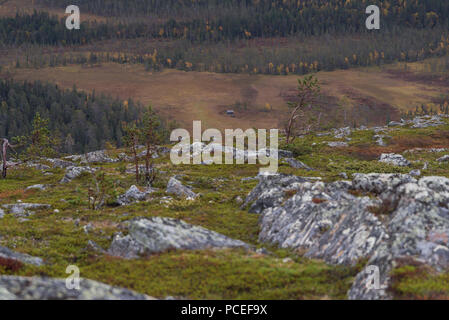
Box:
<box><xmin>1</xmin><ymin>118</ymin><xmax>448</xmax><ymax>299</ymax></box>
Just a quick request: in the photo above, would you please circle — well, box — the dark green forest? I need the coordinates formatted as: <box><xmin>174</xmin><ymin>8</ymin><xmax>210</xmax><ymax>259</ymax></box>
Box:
<box><xmin>39</xmin><ymin>0</ymin><xmax>449</xmax><ymax>34</ymax></box>
<box><xmin>5</xmin><ymin>0</ymin><xmax>449</xmax><ymax>46</ymax></box>
<box><xmin>0</xmin><ymin>79</ymin><xmax>145</xmax><ymax>153</ymax></box>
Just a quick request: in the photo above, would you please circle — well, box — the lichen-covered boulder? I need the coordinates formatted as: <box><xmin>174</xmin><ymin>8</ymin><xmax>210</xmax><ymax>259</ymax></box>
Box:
<box><xmin>0</xmin><ymin>246</ymin><xmax>43</xmax><ymax>266</ymax></box>
<box><xmin>241</xmin><ymin>174</ymin><xmax>308</xmax><ymax>214</ymax></box>
<box><xmin>116</xmin><ymin>185</ymin><xmax>155</xmax><ymax>206</ymax></box>
<box><xmin>108</xmin><ymin>217</ymin><xmax>249</xmax><ymax>258</ymax></box>
<box><xmin>437</xmin><ymin>155</ymin><xmax>449</xmax><ymax>163</ymax></box>
<box><xmin>2</xmin><ymin>203</ymin><xmax>51</xmax><ymax>217</ymax></box>
<box><xmin>0</xmin><ymin>276</ymin><xmax>153</xmax><ymax>300</ymax></box>
<box><xmin>379</xmin><ymin>153</ymin><xmax>411</xmax><ymax>167</ymax></box>
<box><xmin>283</xmin><ymin>158</ymin><xmax>313</xmax><ymax>171</ymax></box>
<box><xmin>244</xmin><ymin>173</ymin><xmax>449</xmax><ymax>300</ymax></box>
<box><xmin>166</xmin><ymin>177</ymin><xmax>198</xmax><ymax>199</ymax></box>
<box><xmin>65</xmin><ymin>150</ymin><xmax>118</xmax><ymax>164</ymax></box>
<box><xmin>60</xmin><ymin>166</ymin><xmax>95</xmax><ymax>184</ymax></box>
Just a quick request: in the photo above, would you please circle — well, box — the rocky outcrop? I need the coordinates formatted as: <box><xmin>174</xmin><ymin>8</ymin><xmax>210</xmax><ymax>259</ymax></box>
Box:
<box><xmin>327</xmin><ymin>141</ymin><xmax>349</xmax><ymax>148</ymax></box>
<box><xmin>373</xmin><ymin>134</ymin><xmax>390</xmax><ymax>147</ymax></box>
<box><xmin>166</xmin><ymin>177</ymin><xmax>198</xmax><ymax>199</ymax></box>
<box><xmin>241</xmin><ymin>174</ymin><xmax>309</xmax><ymax>214</ymax></box>
<box><xmin>0</xmin><ymin>276</ymin><xmax>152</xmax><ymax>300</ymax></box>
<box><xmin>0</xmin><ymin>246</ymin><xmax>43</xmax><ymax>266</ymax></box>
<box><xmin>60</xmin><ymin>166</ymin><xmax>95</xmax><ymax>184</ymax></box>
<box><xmin>2</xmin><ymin>203</ymin><xmax>51</xmax><ymax>217</ymax></box>
<box><xmin>65</xmin><ymin>150</ymin><xmax>117</xmax><ymax>164</ymax></box>
<box><xmin>387</xmin><ymin>116</ymin><xmax>445</xmax><ymax>129</ymax></box>
<box><xmin>116</xmin><ymin>185</ymin><xmax>155</xmax><ymax>206</ymax></box>
<box><xmin>283</xmin><ymin>158</ymin><xmax>313</xmax><ymax>171</ymax></box>
<box><xmin>244</xmin><ymin>173</ymin><xmax>449</xmax><ymax>300</ymax></box>
<box><xmin>108</xmin><ymin>217</ymin><xmax>249</xmax><ymax>259</ymax></box>
<box><xmin>437</xmin><ymin>155</ymin><xmax>449</xmax><ymax>163</ymax></box>
<box><xmin>379</xmin><ymin>153</ymin><xmax>411</xmax><ymax>167</ymax></box>
<box><xmin>45</xmin><ymin>158</ymin><xmax>75</xmax><ymax>169</ymax></box>
<box><xmin>26</xmin><ymin>184</ymin><xmax>47</xmax><ymax>191</ymax></box>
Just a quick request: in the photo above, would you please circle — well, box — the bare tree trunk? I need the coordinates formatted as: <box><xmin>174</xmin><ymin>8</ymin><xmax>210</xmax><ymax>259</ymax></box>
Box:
<box><xmin>2</xmin><ymin>139</ymin><xmax>12</xmax><ymax>178</ymax></box>
<box><xmin>145</xmin><ymin>144</ymin><xmax>151</xmax><ymax>185</ymax></box>
<box><xmin>133</xmin><ymin>142</ymin><xmax>139</xmax><ymax>184</ymax></box>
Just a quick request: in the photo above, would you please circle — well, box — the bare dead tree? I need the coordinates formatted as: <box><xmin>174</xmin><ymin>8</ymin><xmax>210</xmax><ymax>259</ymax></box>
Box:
<box><xmin>1</xmin><ymin>138</ymin><xmax>16</xmax><ymax>178</ymax></box>
<box><xmin>285</xmin><ymin>75</ymin><xmax>321</xmax><ymax>144</ymax></box>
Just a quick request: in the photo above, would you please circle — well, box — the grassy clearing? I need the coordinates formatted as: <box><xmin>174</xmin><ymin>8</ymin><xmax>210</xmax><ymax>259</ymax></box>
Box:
<box><xmin>5</xmin><ymin>60</ymin><xmax>448</xmax><ymax>131</ymax></box>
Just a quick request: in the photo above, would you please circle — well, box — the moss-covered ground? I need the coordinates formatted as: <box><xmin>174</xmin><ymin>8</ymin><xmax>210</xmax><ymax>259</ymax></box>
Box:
<box><xmin>1</xmin><ymin>118</ymin><xmax>448</xmax><ymax>299</ymax></box>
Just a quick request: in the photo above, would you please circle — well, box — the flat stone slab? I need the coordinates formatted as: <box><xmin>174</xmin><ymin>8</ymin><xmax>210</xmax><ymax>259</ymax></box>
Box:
<box><xmin>2</xmin><ymin>203</ymin><xmax>51</xmax><ymax>216</ymax></box>
<box><xmin>0</xmin><ymin>246</ymin><xmax>43</xmax><ymax>266</ymax></box>
<box><xmin>108</xmin><ymin>217</ymin><xmax>249</xmax><ymax>258</ymax></box>
<box><xmin>0</xmin><ymin>276</ymin><xmax>153</xmax><ymax>300</ymax></box>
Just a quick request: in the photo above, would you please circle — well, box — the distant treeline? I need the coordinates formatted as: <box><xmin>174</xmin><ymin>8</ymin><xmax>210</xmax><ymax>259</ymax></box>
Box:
<box><xmin>0</xmin><ymin>79</ymin><xmax>165</xmax><ymax>153</ymax></box>
<box><xmin>38</xmin><ymin>0</ymin><xmax>449</xmax><ymax>38</ymax></box>
<box><xmin>5</xmin><ymin>0</ymin><xmax>449</xmax><ymax>47</ymax></box>
<box><xmin>15</xmin><ymin>27</ymin><xmax>449</xmax><ymax>76</ymax></box>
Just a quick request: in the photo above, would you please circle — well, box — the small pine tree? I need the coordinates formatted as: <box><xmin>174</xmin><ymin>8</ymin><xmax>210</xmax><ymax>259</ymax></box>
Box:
<box><xmin>14</xmin><ymin>112</ymin><xmax>60</xmax><ymax>160</ymax></box>
<box><xmin>140</xmin><ymin>106</ymin><xmax>162</xmax><ymax>186</ymax></box>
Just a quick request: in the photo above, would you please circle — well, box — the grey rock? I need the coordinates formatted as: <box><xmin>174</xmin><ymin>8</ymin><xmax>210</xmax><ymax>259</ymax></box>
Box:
<box><xmin>0</xmin><ymin>209</ymin><xmax>5</xmax><ymax>219</ymax></box>
<box><xmin>327</xmin><ymin>141</ymin><xmax>349</xmax><ymax>148</ymax></box>
<box><xmin>2</xmin><ymin>203</ymin><xmax>51</xmax><ymax>217</ymax></box>
<box><xmin>333</xmin><ymin>127</ymin><xmax>351</xmax><ymax>139</ymax></box>
<box><xmin>83</xmin><ymin>223</ymin><xmax>93</xmax><ymax>234</ymax></box>
<box><xmin>241</xmin><ymin>177</ymin><xmax>258</xmax><ymax>182</ymax></box>
<box><xmin>241</xmin><ymin>174</ymin><xmax>308</xmax><ymax>214</ymax></box>
<box><xmin>388</xmin><ymin>121</ymin><xmax>403</xmax><ymax>127</ymax></box>
<box><xmin>256</xmin><ymin>180</ymin><xmax>385</xmax><ymax>266</ymax></box>
<box><xmin>409</xmin><ymin>169</ymin><xmax>421</xmax><ymax>177</ymax></box>
<box><xmin>373</xmin><ymin>134</ymin><xmax>391</xmax><ymax>147</ymax></box>
<box><xmin>26</xmin><ymin>184</ymin><xmax>47</xmax><ymax>191</ymax></box>
<box><xmin>60</xmin><ymin>166</ymin><xmax>95</xmax><ymax>184</ymax></box>
<box><xmin>404</xmin><ymin>148</ymin><xmax>448</xmax><ymax>154</ymax></box>
<box><xmin>45</xmin><ymin>158</ymin><xmax>75</xmax><ymax>169</ymax></box>
<box><xmin>339</xmin><ymin>172</ymin><xmax>349</xmax><ymax>179</ymax></box>
<box><xmin>437</xmin><ymin>155</ymin><xmax>449</xmax><ymax>163</ymax></box>
<box><xmin>0</xmin><ymin>276</ymin><xmax>152</xmax><ymax>300</ymax></box>
<box><xmin>27</xmin><ymin>163</ymin><xmax>51</xmax><ymax>171</ymax></box>
<box><xmin>0</xmin><ymin>246</ymin><xmax>43</xmax><ymax>266</ymax></box>
<box><xmin>234</xmin><ymin>196</ymin><xmax>244</xmax><ymax>205</ymax></box>
<box><xmin>283</xmin><ymin>158</ymin><xmax>312</xmax><ymax>171</ymax></box>
<box><xmin>410</xmin><ymin>115</ymin><xmax>445</xmax><ymax>129</ymax></box>
<box><xmin>117</xmin><ymin>185</ymin><xmax>155</xmax><ymax>206</ymax></box>
<box><xmin>255</xmin><ymin>247</ymin><xmax>270</xmax><ymax>255</ymax></box>
<box><xmin>278</xmin><ymin>149</ymin><xmax>294</xmax><ymax>158</ymax></box>
<box><xmin>108</xmin><ymin>217</ymin><xmax>249</xmax><ymax>258</ymax></box>
<box><xmin>379</xmin><ymin>153</ymin><xmax>411</xmax><ymax>167</ymax></box>
<box><xmin>87</xmin><ymin>240</ymin><xmax>106</xmax><ymax>253</ymax></box>
<box><xmin>352</xmin><ymin>173</ymin><xmax>416</xmax><ymax>194</ymax></box>
<box><xmin>65</xmin><ymin>150</ymin><xmax>117</xmax><ymax>164</ymax></box>
<box><xmin>244</xmin><ymin>173</ymin><xmax>449</xmax><ymax>300</ymax></box>
<box><xmin>166</xmin><ymin>177</ymin><xmax>198</xmax><ymax>199</ymax></box>
<box><xmin>117</xmin><ymin>153</ymin><xmax>132</xmax><ymax>162</ymax></box>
